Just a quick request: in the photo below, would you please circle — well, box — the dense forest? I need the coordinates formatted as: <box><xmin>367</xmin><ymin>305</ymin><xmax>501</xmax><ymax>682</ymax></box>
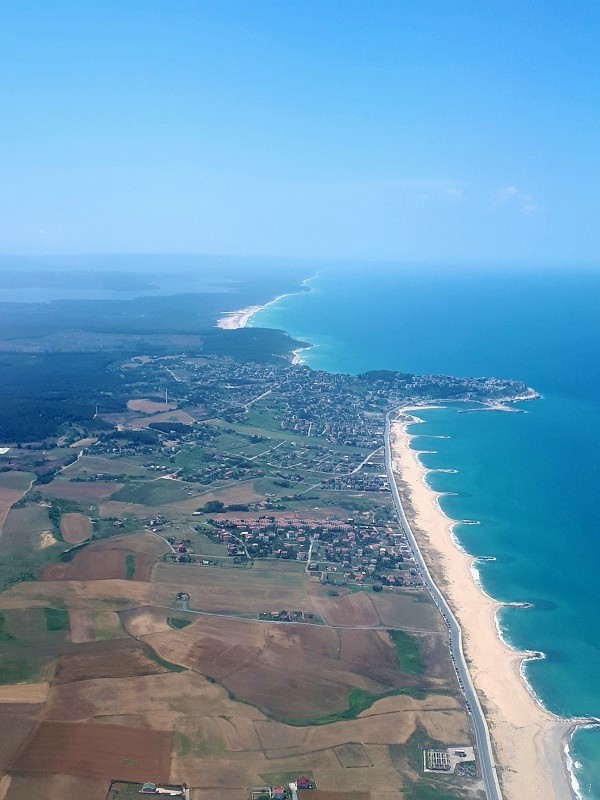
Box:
<box><xmin>0</xmin><ymin>261</ymin><xmax>309</xmax><ymax>442</ymax></box>
<box><xmin>0</xmin><ymin>353</ymin><xmax>124</xmax><ymax>442</ymax></box>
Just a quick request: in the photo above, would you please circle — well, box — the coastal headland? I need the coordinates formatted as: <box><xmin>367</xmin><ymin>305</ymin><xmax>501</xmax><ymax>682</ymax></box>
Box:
<box><xmin>390</xmin><ymin>408</ymin><xmax>575</xmax><ymax>800</ymax></box>
<box><xmin>216</xmin><ymin>305</ymin><xmax>263</xmax><ymax>329</ymax></box>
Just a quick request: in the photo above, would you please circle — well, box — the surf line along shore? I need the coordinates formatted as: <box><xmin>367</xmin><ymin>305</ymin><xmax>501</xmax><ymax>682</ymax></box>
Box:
<box><xmin>217</xmin><ymin>294</ymin><xmax>292</xmax><ymax>330</ymax></box>
<box><xmin>216</xmin><ymin>302</ymin><xmax>310</xmax><ymax>366</ymax></box>
<box><xmin>217</xmin><ymin>277</ymin><xmax>317</xmax><ymax>331</ymax></box>
<box><xmin>386</xmin><ymin>407</ymin><xmax>575</xmax><ymax>800</ymax></box>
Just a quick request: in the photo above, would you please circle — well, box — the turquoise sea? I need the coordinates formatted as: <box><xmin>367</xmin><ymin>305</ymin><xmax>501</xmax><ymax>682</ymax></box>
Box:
<box><xmin>250</xmin><ymin>264</ymin><xmax>600</xmax><ymax>799</ymax></box>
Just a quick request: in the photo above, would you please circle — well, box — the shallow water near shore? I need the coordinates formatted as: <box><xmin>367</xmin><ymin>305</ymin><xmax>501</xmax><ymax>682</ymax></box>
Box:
<box><xmin>251</xmin><ymin>263</ymin><xmax>600</xmax><ymax>799</ymax></box>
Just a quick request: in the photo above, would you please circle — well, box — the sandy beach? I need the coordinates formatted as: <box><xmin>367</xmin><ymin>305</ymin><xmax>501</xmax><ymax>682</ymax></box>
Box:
<box><xmin>391</xmin><ymin>408</ymin><xmax>575</xmax><ymax>800</ymax></box>
<box><xmin>217</xmin><ymin>305</ymin><xmax>263</xmax><ymax>329</ymax></box>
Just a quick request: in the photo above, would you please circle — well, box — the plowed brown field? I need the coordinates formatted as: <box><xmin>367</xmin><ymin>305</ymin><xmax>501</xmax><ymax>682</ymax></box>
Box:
<box><xmin>0</xmin><ymin>717</ymin><xmax>39</xmax><ymax>771</ymax></box>
<box><xmin>127</xmin><ymin>612</ymin><xmax>420</xmax><ymax>721</ymax></box>
<box><xmin>52</xmin><ymin>644</ymin><xmax>170</xmax><ymax>685</ymax></box>
<box><xmin>9</xmin><ymin>721</ymin><xmax>171</xmax><ymax>782</ymax></box>
<box><xmin>39</xmin><ymin>533</ymin><xmax>167</xmax><ymax>582</ymax></box>
<box><xmin>2</xmin><ymin>774</ymin><xmax>109</xmax><ymax>800</ymax></box>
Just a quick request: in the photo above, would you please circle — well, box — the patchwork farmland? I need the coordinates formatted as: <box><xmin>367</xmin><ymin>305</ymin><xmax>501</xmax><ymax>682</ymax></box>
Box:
<box><xmin>0</xmin><ymin>351</ymin><xmax>488</xmax><ymax>800</ymax></box>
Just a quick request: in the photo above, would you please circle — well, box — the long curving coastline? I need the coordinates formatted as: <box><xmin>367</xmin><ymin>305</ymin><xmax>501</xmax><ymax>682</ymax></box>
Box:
<box><xmin>217</xmin><ymin>275</ymin><xmax>318</xmax><ymax>331</ymax></box>
<box><xmin>389</xmin><ymin>407</ymin><xmax>576</xmax><ymax>800</ymax></box>
<box><xmin>217</xmin><ymin>284</ymin><xmax>582</xmax><ymax>799</ymax></box>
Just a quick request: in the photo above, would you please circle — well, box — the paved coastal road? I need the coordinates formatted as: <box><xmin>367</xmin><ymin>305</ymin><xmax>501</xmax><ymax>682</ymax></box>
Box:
<box><xmin>384</xmin><ymin>411</ymin><xmax>503</xmax><ymax>800</ymax></box>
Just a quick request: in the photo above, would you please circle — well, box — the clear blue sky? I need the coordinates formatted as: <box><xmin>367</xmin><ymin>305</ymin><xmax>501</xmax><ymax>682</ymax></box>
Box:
<box><xmin>1</xmin><ymin>1</ymin><xmax>599</xmax><ymax>262</ymax></box>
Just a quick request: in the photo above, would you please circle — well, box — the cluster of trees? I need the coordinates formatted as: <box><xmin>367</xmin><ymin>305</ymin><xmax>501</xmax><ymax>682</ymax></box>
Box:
<box><xmin>201</xmin><ymin>500</ymin><xmax>250</xmax><ymax>513</ymax></box>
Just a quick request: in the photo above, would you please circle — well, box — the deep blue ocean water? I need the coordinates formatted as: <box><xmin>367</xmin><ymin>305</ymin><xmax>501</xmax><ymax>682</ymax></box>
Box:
<box><xmin>251</xmin><ymin>264</ymin><xmax>600</xmax><ymax>799</ymax></box>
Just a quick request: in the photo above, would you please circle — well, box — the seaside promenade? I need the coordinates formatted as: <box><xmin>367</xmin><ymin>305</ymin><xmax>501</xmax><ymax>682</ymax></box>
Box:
<box><xmin>384</xmin><ymin>411</ymin><xmax>503</xmax><ymax>800</ymax></box>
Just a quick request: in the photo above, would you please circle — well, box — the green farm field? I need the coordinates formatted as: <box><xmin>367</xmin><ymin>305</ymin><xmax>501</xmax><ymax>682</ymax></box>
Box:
<box><xmin>0</xmin><ymin>505</ymin><xmax>53</xmax><ymax>555</ymax></box>
<box><xmin>111</xmin><ymin>479</ymin><xmax>203</xmax><ymax>506</ymax></box>
<box><xmin>0</xmin><ymin>471</ymin><xmax>35</xmax><ymax>491</ymax></box>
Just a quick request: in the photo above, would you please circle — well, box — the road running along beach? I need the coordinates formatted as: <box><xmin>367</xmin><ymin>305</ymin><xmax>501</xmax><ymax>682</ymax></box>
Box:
<box><xmin>390</xmin><ymin>407</ymin><xmax>575</xmax><ymax>800</ymax></box>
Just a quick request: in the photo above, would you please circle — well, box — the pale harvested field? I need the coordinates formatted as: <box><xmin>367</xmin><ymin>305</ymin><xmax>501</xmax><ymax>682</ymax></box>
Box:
<box><xmin>184</xmin><ymin>750</ymin><xmax>388</xmax><ymax>800</ymax></box>
<box><xmin>41</xmin><ymin>672</ymin><xmax>254</xmax><ymax>733</ymax></box>
<box><xmin>60</xmin><ymin>512</ymin><xmax>92</xmax><ymax>544</ymax></box>
<box><xmin>256</xmin><ymin>693</ymin><xmax>464</xmax><ymax>755</ymax></box>
<box><xmin>312</xmin><ymin>592</ymin><xmax>381</xmax><ymax>627</ymax></box>
<box><xmin>27</xmin><ymin>667</ymin><xmax>467</xmax><ymax>797</ymax></box>
<box><xmin>177</xmin><ymin>695</ymin><xmax>466</xmax><ymax>797</ymax></box>
<box><xmin>120</xmin><ymin>606</ymin><xmax>172</xmax><ymax>637</ymax></box>
<box><xmin>69</xmin><ymin>437</ymin><xmax>99</xmax><ymax>448</ymax></box>
<box><xmin>130</xmin><ymin>409</ymin><xmax>195</xmax><ymax>429</ymax></box>
<box><xmin>151</xmin><ymin>563</ymin><xmax>314</xmax><ymax>614</ymax></box>
<box><xmin>3</xmin><ymin>774</ymin><xmax>109</xmax><ymax>800</ymax></box>
<box><xmin>0</xmin><ymin>578</ymin><xmax>157</xmax><ymax>609</ymax></box>
<box><xmin>40</xmin><ymin>665</ymin><xmax>456</xmax><ymax>739</ymax></box>
<box><xmin>151</xmin><ymin>564</ymin><xmax>393</xmax><ymax>624</ymax></box>
<box><xmin>128</xmin><ymin>398</ymin><xmax>177</xmax><ymax>414</ymax></box>
<box><xmin>179</xmin><ymin>482</ymin><xmax>264</xmax><ymax>508</ymax></box>
<box><xmin>0</xmin><ymin>684</ymin><xmax>49</xmax><ymax>704</ymax></box>
<box><xmin>68</xmin><ymin>610</ymin><xmax>95</xmax><ymax>643</ymax></box>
